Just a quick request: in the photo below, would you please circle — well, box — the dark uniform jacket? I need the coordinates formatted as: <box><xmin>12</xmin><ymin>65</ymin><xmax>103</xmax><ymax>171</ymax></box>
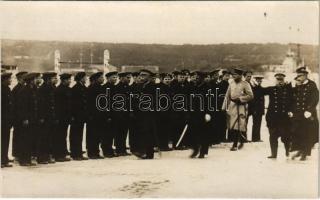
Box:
<box><xmin>2</xmin><ymin>84</ymin><xmax>13</xmax><ymax>126</ymax></box>
<box><xmin>38</xmin><ymin>83</ymin><xmax>57</xmax><ymax>123</ymax></box>
<box><xmin>291</xmin><ymin>79</ymin><xmax>319</xmax><ymax>119</ymax></box>
<box><xmin>12</xmin><ymin>83</ymin><xmax>24</xmax><ymax>126</ymax></box>
<box><xmin>87</xmin><ymin>83</ymin><xmax>105</xmax><ymax>123</ymax></box>
<box><xmin>16</xmin><ymin>84</ymin><xmax>39</xmax><ymax>125</ymax></box>
<box><xmin>250</xmin><ymin>85</ymin><xmax>265</xmax><ymax>115</ymax></box>
<box><xmin>55</xmin><ymin>84</ymin><xmax>72</xmax><ymax>124</ymax></box>
<box><xmin>264</xmin><ymin>83</ymin><xmax>293</xmax><ymax>128</ymax></box>
<box><xmin>71</xmin><ymin>82</ymin><xmax>88</xmax><ymax>122</ymax></box>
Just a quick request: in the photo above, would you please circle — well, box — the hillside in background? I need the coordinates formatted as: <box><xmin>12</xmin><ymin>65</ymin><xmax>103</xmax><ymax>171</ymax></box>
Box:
<box><xmin>1</xmin><ymin>39</ymin><xmax>318</xmax><ymax>72</ymax></box>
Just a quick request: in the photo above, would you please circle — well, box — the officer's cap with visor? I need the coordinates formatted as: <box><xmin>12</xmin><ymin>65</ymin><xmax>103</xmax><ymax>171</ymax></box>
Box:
<box><xmin>16</xmin><ymin>71</ymin><xmax>28</xmax><ymax>79</ymax></box>
<box><xmin>118</xmin><ymin>72</ymin><xmax>131</xmax><ymax>78</ymax></box>
<box><xmin>253</xmin><ymin>75</ymin><xmax>264</xmax><ymax>80</ymax></box>
<box><xmin>105</xmin><ymin>71</ymin><xmax>118</xmax><ymax>78</ymax></box>
<box><xmin>1</xmin><ymin>72</ymin><xmax>12</xmax><ymax>81</ymax></box>
<box><xmin>60</xmin><ymin>73</ymin><xmax>72</xmax><ymax>80</ymax></box>
<box><xmin>172</xmin><ymin>71</ymin><xmax>180</xmax><ymax>76</ymax></box>
<box><xmin>89</xmin><ymin>72</ymin><xmax>103</xmax><ymax>81</ymax></box>
<box><xmin>274</xmin><ymin>73</ymin><xmax>286</xmax><ymax>80</ymax></box>
<box><xmin>296</xmin><ymin>66</ymin><xmax>309</xmax><ymax>74</ymax></box>
<box><xmin>231</xmin><ymin>68</ymin><xmax>244</xmax><ymax>75</ymax></box>
<box><xmin>42</xmin><ymin>72</ymin><xmax>57</xmax><ymax>81</ymax></box>
<box><xmin>23</xmin><ymin>73</ymin><xmax>41</xmax><ymax>82</ymax></box>
<box><xmin>131</xmin><ymin>72</ymin><xmax>140</xmax><ymax>77</ymax></box>
<box><xmin>74</xmin><ymin>72</ymin><xmax>86</xmax><ymax>82</ymax></box>
<box><xmin>139</xmin><ymin>69</ymin><xmax>154</xmax><ymax>76</ymax></box>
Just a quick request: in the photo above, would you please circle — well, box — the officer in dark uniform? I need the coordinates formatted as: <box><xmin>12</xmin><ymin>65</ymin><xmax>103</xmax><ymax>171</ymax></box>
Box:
<box><xmin>189</xmin><ymin>71</ymin><xmax>211</xmax><ymax>158</ymax></box>
<box><xmin>264</xmin><ymin>73</ymin><xmax>292</xmax><ymax>159</ymax></box>
<box><xmin>37</xmin><ymin>72</ymin><xmax>58</xmax><ymax>164</ymax></box>
<box><xmin>290</xmin><ymin>67</ymin><xmax>319</xmax><ymax>161</ymax></box>
<box><xmin>101</xmin><ymin>71</ymin><xmax>118</xmax><ymax>157</ymax></box>
<box><xmin>11</xmin><ymin>71</ymin><xmax>28</xmax><ymax>159</ymax></box>
<box><xmin>1</xmin><ymin>73</ymin><xmax>13</xmax><ymax>168</ymax></box>
<box><xmin>128</xmin><ymin>72</ymin><xmax>140</xmax><ymax>153</ymax></box>
<box><xmin>54</xmin><ymin>73</ymin><xmax>72</xmax><ymax>162</ymax></box>
<box><xmin>156</xmin><ymin>73</ymin><xmax>173</xmax><ymax>151</ymax></box>
<box><xmin>250</xmin><ymin>75</ymin><xmax>265</xmax><ymax>142</ymax></box>
<box><xmin>70</xmin><ymin>72</ymin><xmax>88</xmax><ymax>161</ymax></box>
<box><xmin>87</xmin><ymin>72</ymin><xmax>105</xmax><ymax>159</ymax></box>
<box><xmin>16</xmin><ymin>73</ymin><xmax>41</xmax><ymax>166</ymax></box>
<box><xmin>170</xmin><ymin>71</ymin><xmax>189</xmax><ymax>150</ymax></box>
<box><xmin>114</xmin><ymin>72</ymin><xmax>132</xmax><ymax>156</ymax></box>
<box><xmin>132</xmin><ymin>69</ymin><xmax>157</xmax><ymax>159</ymax></box>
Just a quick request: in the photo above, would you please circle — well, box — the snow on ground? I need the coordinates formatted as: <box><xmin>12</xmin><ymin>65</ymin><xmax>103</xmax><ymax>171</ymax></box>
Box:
<box><xmin>0</xmin><ymin>117</ymin><xmax>318</xmax><ymax>198</ymax></box>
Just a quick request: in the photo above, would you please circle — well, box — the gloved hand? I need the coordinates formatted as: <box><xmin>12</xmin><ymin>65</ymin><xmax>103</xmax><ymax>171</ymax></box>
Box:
<box><xmin>205</xmin><ymin>114</ymin><xmax>211</xmax><ymax>122</ymax></box>
<box><xmin>304</xmin><ymin>111</ymin><xmax>312</xmax><ymax>119</ymax></box>
<box><xmin>288</xmin><ymin>112</ymin><xmax>293</xmax><ymax>118</ymax></box>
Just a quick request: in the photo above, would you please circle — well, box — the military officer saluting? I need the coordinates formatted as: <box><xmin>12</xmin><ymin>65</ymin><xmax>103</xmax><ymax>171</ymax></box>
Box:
<box><xmin>264</xmin><ymin>73</ymin><xmax>292</xmax><ymax>159</ymax></box>
<box><xmin>290</xmin><ymin>66</ymin><xmax>319</xmax><ymax>161</ymax></box>
<box><xmin>1</xmin><ymin>73</ymin><xmax>13</xmax><ymax>168</ymax></box>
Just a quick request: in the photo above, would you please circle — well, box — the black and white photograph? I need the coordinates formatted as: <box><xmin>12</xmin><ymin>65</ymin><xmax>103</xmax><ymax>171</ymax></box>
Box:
<box><xmin>0</xmin><ymin>1</ymin><xmax>319</xmax><ymax>198</ymax></box>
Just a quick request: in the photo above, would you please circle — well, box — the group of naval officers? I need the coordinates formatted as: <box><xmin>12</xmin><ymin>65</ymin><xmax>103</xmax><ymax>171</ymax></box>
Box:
<box><xmin>1</xmin><ymin>66</ymin><xmax>319</xmax><ymax>168</ymax></box>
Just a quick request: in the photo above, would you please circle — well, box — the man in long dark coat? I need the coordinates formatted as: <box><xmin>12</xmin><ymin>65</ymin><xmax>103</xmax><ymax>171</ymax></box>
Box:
<box><xmin>54</xmin><ymin>73</ymin><xmax>72</xmax><ymax>162</ymax></box>
<box><xmin>290</xmin><ymin>67</ymin><xmax>319</xmax><ymax>161</ymax></box>
<box><xmin>87</xmin><ymin>72</ymin><xmax>105</xmax><ymax>159</ymax></box>
<box><xmin>11</xmin><ymin>71</ymin><xmax>28</xmax><ymax>160</ymax></box>
<box><xmin>37</xmin><ymin>72</ymin><xmax>58</xmax><ymax>164</ymax></box>
<box><xmin>16</xmin><ymin>73</ymin><xmax>41</xmax><ymax>166</ymax></box>
<box><xmin>264</xmin><ymin>73</ymin><xmax>292</xmax><ymax>159</ymax></box>
<box><xmin>70</xmin><ymin>72</ymin><xmax>88</xmax><ymax>160</ymax></box>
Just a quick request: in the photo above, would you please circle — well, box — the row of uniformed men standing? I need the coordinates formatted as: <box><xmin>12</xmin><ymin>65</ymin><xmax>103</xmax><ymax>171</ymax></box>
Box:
<box><xmin>1</xmin><ymin>68</ymin><xmax>232</xmax><ymax>167</ymax></box>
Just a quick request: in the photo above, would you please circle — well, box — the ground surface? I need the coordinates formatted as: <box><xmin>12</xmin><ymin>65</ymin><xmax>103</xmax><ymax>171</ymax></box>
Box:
<box><xmin>1</xmin><ymin>118</ymin><xmax>318</xmax><ymax>198</ymax></box>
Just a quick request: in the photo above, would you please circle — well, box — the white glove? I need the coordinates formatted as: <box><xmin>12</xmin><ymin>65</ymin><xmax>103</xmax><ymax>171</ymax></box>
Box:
<box><xmin>205</xmin><ymin>114</ymin><xmax>211</xmax><ymax>122</ymax></box>
<box><xmin>288</xmin><ymin>112</ymin><xmax>293</xmax><ymax>118</ymax></box>
<box><xmin>304</xmin><ymin>111</ymin><xmax>312</xmax><ymax>118</ymax></box>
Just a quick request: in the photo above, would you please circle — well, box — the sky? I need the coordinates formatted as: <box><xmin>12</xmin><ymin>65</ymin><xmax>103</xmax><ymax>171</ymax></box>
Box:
<box><xmin>0</xmin><ymin>1</ymin><xmax>318</xmax><ymax>45</ymax></box>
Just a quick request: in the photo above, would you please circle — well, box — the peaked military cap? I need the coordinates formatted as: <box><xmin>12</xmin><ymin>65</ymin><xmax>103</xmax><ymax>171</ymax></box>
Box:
<box><xmin>131</xmin><ymin>72</ymin><xmax>139</xmax><ymax>77</ymax></box>
<box><xmin>139</xmin><ymin>69</ymin><xmax>154</xmax><ymax>75</ymax></box>
<box><xmin>231</xmin><ymin>68</ymin><xmax>243</xmax><ymax>75</ymax></box>
<box><xmin>296</xmin><ymin>66</ymin><xmax>308</xmax><ymax>74</ymax></box>
<box><xmin>105</xmin><ymin>71</ymin><xmax>118</xmax><ymax>78</ymax></box>
<box><xmin>74</xmin><ymin>72</ymin><xmax>86</xmax><ymax>81</ymax></box>
<box><xmin>89</xmin><ymin>72</ymin><xmax>103</xmax><ymax>81</ymax></box>
<box><xmin>24</xmin><ymin>73</ymin><xmax>41</xmax><ymax>81</ymax></box>
<box><xmin>16</xmin><ymin>71</ymin><xmax>28</xmax><ymax>79</ymax></box>
<box><xmin>274</xmin><ymin>73</ymin><xmax>286</xmax><ymax>78</ymax></box>
<box><xmin>1</xmin><ymin>72</ymin><xmax>12</xmax><ymax>81</ymax></box>
<box><xmin>42</xmin><ymin>72</ymin><xmax>57</xmax><ymax>81</ymax></box>
<box><xmin>172</xmin><ymin>71</ymin><xmax>180</xmax><ymax>76</ymax></box>
<box><xmin>253</xmin><ymin>75</ymin><xmax>264</xmax><ymax>80</ymax></box>
<box><xmin>60</xmin><ymin>73</ymin><xmax>72</xmax><ymax>80</ymax></box>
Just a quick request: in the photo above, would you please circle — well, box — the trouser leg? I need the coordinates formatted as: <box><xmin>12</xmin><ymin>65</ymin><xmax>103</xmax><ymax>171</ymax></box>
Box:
<box><xmin>70</xmin><ymin>122</ymin><xmax>84</xmax><ymax>158</ymax></box>
<box><xmin>1</xmin><ymin>124</ymin><xmax>10</xmax><ymax>164</ymax></box>
<box><xmin>252</xmin><ymin>114</ymin><xmax>263</xmax><ymax>141</ymax></box>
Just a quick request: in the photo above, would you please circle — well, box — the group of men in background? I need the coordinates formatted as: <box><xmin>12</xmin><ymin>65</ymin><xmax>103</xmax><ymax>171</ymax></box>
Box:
<box><xmin>1</xmin><ymin>65</ymin><xmax>318</xmax><ymax>168</ymax></box>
